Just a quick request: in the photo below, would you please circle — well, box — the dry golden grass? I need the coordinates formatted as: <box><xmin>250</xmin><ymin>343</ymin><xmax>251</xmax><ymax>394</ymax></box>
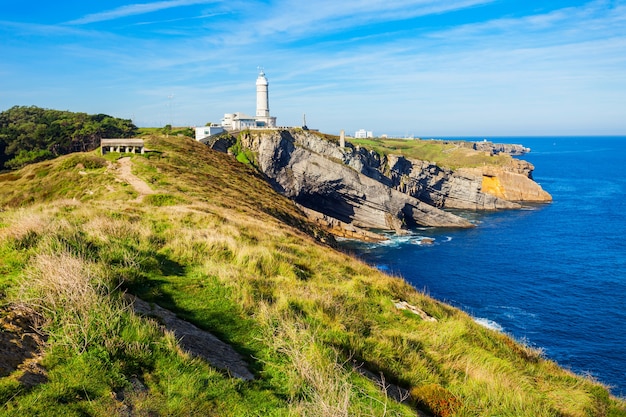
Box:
<box><xmin>0</xmin><ymin>209</ymin><xmax>51</xmax><ymax>244</ymax></box>
<box><xmin>16</xmin><ymin>250</ymin><xmax>124</xmax><ymax>354</ymax></box>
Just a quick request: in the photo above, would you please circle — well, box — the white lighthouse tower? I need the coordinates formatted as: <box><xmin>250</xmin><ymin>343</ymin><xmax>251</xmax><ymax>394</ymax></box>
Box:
<box><xmin>255</xmin><ymin>69</ymin><xmax>276</xmax><ymax>128</ymax></box>
<box><xmin>256</xmin><ymin>70</ymin><xmax>269</xmax><ymax>118</ymax></box>
<box><xmin>219</xmin><ymin>69</ymin><xmax>277</xmax><ymax>130</ymax></box>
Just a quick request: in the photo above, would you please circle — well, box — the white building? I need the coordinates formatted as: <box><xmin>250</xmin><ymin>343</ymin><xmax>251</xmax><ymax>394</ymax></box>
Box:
<box><xmin>195</xmin><ymin>125</ymin><xmax>225</xmax><ymax>141</ymax></box>
<box><xmin>220</xmin><ymin>70</ymin><xmax>277</xmax><ymax>131</ymax></box>
<box><xmin>355</xmin><ymin>129</ymin><xmax>373</xmax><ymax>138</ymax></box>
<box><xmin>221</xmin><ymin>113</ymin><xmax>258</xmax><ymax>130</ymax></box>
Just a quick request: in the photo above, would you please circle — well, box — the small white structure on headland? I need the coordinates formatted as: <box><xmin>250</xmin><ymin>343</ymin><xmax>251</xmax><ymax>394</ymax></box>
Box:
<box><xmin>195</xmin><ymin>125</ymin><xmax>225</xmax><ymax>141</ymax></box>
<box><xmin>101</xmin><ymin>138</ymin><xmax>145</xmax><ymax>155</ymax></box>
<box><xmin>221</xmin><ymin>69</ymin><xmax>277</xmax><ymax>130</ymax></box>
<box><xmin>355</xmin><ymin>129</ymin><xmax>373</xmax><ymax>138</ymax></box>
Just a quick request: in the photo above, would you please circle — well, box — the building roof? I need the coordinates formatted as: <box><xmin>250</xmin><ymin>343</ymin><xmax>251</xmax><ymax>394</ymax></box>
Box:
<box><xmin>232</xmin><ymin>112</ymin><xmax>255</xmax><ymax>121</ymax></box>
<box><xmin>101</xmin><ymin>138</ymin><xmax>144</xmax><ymax>146</ymax></box>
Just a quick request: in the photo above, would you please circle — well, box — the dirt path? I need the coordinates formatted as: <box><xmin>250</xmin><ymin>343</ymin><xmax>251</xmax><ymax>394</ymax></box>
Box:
<box><xmin>116</xmin><ymin>157</ymin><xmax>154</xmax><ymax>201</ymax></box>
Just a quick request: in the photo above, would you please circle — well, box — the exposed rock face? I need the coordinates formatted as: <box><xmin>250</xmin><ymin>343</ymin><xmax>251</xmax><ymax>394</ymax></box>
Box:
<box><xmin>286</xmin><ymin>133</ymin><xmax>549</xmax><ymax>209</ymax></box>
<box><xmin>248</xmin><ymin>130</ymin><xmax>551</xmax><ymax>210</ymax></box>
<box><xmin>465</xmin><ymin>141</ymin><xmax>530</xmax><ymax>155</ymax></box>
<box><xmin>479</xmin><ymin>164</ymin><xmax>552</xmax><ymax>202</ymax></box>
<box><xmin>0</xmin><ymin>306</ymin><xmax>47</xmax><ymax>387</ymax></box>
<box><xmin>296</xmin><ymin>204</ymin><xmax>388</xmax><ymax>242</ymax></box>
<box><xmin>208</xmin><ymin>129</ymin><xmax>550</xmax><ymax>236</ymax></box>
<box><xmin>385</xmin><ymin>157</ymin><xmax>522</xmax><ymax>210</ymax></box>
<box><xmin>240</xmin><ymin>130</ymin><xmax>473</xmax><ymax>230</ymax></box>
<box><xmin>386</xmin><ymin>158</ymin><xmax>551</xmax><ymax>210</ymax></box>
<box><xmin>204</xmin><ymin>134</ymin><xmax>236</xmax><ymax>153</ymax></box>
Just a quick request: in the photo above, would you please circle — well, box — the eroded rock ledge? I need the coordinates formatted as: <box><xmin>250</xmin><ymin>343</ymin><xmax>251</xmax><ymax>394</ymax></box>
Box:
<box><xmin>129</xmin><ymin>296</ymin><xmax>254</xmax><ymax>381</ymax></box>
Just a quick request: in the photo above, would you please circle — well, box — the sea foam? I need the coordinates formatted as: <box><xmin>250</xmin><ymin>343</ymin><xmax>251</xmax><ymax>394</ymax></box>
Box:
<box><xmin>474</xmin><ymin>317</ymin><xmax>504</xmax><ymax>332</ymax></box>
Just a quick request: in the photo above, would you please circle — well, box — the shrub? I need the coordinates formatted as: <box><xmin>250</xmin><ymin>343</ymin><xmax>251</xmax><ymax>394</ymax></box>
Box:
<box><xmin>144</xmin><ymin>193</ymin><xmax>183</xmax><ymax>206</ymax></box>
<box><xmin>5</xmin><ymin>149</ymin><xmax>54</xmax><ymax>169</ymax></box>
<box><xmin>59</xmin><ymin>155</ymin><xmax>106</xmax><ymax>170</ymax></box>
<box><xmin>410</xmin><ymin>383</ymin><xmax>462</xmax><ymax>417</ymax></box>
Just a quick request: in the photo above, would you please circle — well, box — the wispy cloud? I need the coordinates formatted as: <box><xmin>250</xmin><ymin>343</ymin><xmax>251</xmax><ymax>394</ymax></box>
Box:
<box><xmin>427</xmin><ymin>0</ymin><xmax>626</xmax><ymax>43</ymax></box>
<box><xmin>131</xmin><ymin>11</ymin><xmax>226</xmax><ymax>26</ymax></box>
<box><xmin>67</xmin><ymin>0</ymin><xmax>221</xmax><ymax>25</ymax></box>
<box><xmin>244</xmin><ymin>0</ymin><xmax>496</xmax><ymax>41</ymax></box>
<box><xmin>0</xmin><ymin>19</ymin><xmax>90</xmax><ymax>37</ymax></box>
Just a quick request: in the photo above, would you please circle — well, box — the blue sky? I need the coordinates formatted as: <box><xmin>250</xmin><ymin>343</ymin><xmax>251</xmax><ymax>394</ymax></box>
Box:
<box><xmin>1</xmin><ymin>0</ymin><xmax>625</xmax><ymax>136</ymax></box>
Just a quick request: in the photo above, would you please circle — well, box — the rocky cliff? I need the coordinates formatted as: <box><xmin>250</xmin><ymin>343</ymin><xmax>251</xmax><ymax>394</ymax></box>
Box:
<box><xmin>239</xmin><ymin>130</ymin><xmax>473</xmax><ymax>232</ymax></box>
<box><xmin>463</xmin><ymin>140</ymin><xmax>530</xmax><ymax>155</ymax></box>
<box><xmin>372</xmin><ymin>155</ymin><xmax>551</xmax><ymax>210</ymax></box>
<box><xmin>291</xmin><ymin>133</ymin><xmax>551</xmax><ymax>210</ymax></box>
<box><xmin>210</xmin><ymin>129</ymin><xmax>551</xmax><ymax>238</ymax></box>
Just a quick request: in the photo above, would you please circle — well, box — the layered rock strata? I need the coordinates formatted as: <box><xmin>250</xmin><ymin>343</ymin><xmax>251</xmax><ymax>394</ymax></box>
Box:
<box><xmin>277</xmin><ymin>132</ymin><xmax>551</xmax><ymax>209</ymax></box>
<box><xmin>242</xmin><ymin>130</ymin><xmax>473</xmax><ymax>231</ymax></box>
<box><xmin>208</xmin><ymin>129</ymin><xmax>551</xmax><ymax>238</ymax></box>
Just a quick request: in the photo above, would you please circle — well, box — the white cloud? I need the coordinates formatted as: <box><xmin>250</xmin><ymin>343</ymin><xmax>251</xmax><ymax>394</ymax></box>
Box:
<box><xmin>66</xmin><ymin>0</ymin><xmax>221</xmax><ymax>25</ymax></box>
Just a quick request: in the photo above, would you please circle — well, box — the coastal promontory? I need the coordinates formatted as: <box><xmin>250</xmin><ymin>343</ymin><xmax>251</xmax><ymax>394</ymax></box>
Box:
<box><xmin>209</xmin><ymin>129</ymin><xmax>551</xmax><ymax>239</ymax></box>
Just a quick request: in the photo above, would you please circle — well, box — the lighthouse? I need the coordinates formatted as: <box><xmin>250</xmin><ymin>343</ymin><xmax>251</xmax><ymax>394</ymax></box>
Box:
<box><xmin>256</xmin><ymin>70</ymin><xmax>269</xmax><ymax>118</ymax></box>
<box><xmin>219</xmin><ymin>69</ymin><xmax>277</xmax><ymax>130</ymax></box>
<box><xmin>254</xmin><ymin>69</ymin><xmax>276</xmax><ymax>128</ymax></box>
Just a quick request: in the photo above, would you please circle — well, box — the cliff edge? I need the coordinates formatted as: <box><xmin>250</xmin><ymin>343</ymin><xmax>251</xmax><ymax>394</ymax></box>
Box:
<box><xmin>241</xmin><ymin>129</ymin><xmax>473</xmax><ymax>232</ymax></box>
<box><xmin>212</xmin><ymin>129</ymin><xmax>551</xmax><ymax>238</ymax></box>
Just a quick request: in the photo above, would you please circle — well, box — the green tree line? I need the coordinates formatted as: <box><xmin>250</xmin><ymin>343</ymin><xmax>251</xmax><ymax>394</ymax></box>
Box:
<box><xmin>0</xmin><ymin>105</ymin><xmax>137</xmax><ymax>170</ymax></box>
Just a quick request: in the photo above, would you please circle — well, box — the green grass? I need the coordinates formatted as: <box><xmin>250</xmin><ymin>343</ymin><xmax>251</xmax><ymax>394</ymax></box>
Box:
<box><xmin>350</xmin><ymin>137</ymin><xmax>512</xmax><ymax>169</ymax></box>
<box><xmin>0</xmin><ymin>134</ymin><xmax>624</xmax><ymax>416</ymax></box>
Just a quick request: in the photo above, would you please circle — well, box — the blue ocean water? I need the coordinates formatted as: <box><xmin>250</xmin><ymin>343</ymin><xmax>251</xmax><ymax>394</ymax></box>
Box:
<box><xmin>340</xmin><ymin>137</ymin><xmax>626</xmax><ymax>397</ymax></box>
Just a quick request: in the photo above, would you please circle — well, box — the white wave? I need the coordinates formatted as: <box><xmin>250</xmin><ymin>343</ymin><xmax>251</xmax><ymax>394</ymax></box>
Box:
<box><xmin>364</xmin><ymin>230</ymin><xmax>451</xmax><ymax>248</ymax></box>
<box><xmin>474</xmin><ymin>317</ymin><xmax>504</xmax><ymax>332</ymax></box>
<box><xmin>377</xmin><ymin>235</ymin><xmax>413</xmax><ymax>247</ymax></box>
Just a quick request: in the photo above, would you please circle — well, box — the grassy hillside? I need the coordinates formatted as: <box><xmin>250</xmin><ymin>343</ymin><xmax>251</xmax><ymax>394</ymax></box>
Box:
<box><xmin>0</xmin><ymin>135</ymin><xmax>624</xmax><ymax>416</ymax></box>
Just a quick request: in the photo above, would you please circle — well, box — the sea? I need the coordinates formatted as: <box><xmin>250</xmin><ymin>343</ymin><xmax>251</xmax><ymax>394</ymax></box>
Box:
<box><xmin>339</xmin><ymin>136</ymin><xmax>626</xmax><ymax>397</ymax></box>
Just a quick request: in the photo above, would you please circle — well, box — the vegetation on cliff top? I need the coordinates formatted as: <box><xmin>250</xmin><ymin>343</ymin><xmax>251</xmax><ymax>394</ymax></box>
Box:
<box><xmin>0</xmin><ymin>135</ymin><xmax>624</xmax><ymax>416</ymax></box>
<box><xmin>348</xmin><ymin>137</ymin><xmax>512</xmax><ymax>169</ymax></box>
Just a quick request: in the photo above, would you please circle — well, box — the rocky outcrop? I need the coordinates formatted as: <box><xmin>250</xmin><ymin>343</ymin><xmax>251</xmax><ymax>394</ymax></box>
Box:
<box><xmin>296</xmin><ymin>204</ymin><xmax>388</xmax><ymax>242</ymax></box>
<box><xmin>239</xmin><ymin>130</ymin><xmax>473</xmax><ymax>231</ymax></box>
<box><xmin>245</xmin><ymin>130</ymin><xmax>550</xmax><ymax>211</ymax></box>
<box><xmin>385</xmin><ymin>156</ymin><xmax>551</xmax><ymax>210</ymax></box>
<box><xmin>384</xmin><ymin>156</ymin><xmax>522</xmax><ymax>210</ymax></box>
<box><xmin>207</xmin><ymin>129</ymin><xmax>550</xmax><ymax>237</ymax></box>
<box><xmin>465</xmin><ymin>141</ymin><xmax>529</xmax><ymax>155</ymax></box>
<box><xmin>478</xmin><ymin>163</ymin><xmax>552</xmax><ymax>202</ymax></box>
